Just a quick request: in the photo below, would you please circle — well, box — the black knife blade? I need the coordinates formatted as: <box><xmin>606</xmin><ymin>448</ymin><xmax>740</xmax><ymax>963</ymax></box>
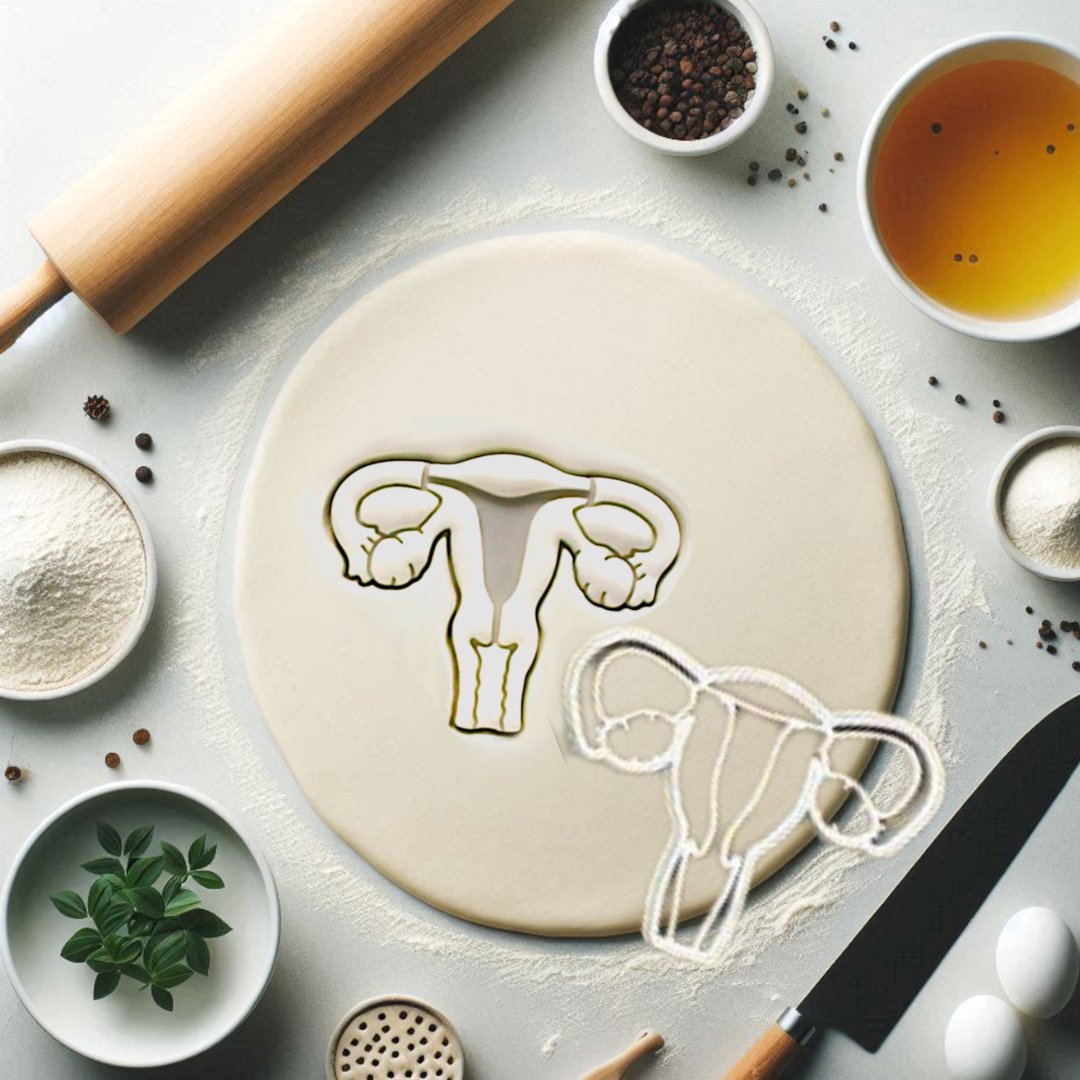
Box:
<box><xmin>794</xmin><ymin>691</ymin><xmax>1080</xmax><ymax>1054</ymax></box>
<box><xmin>723</xmin><ymin>692</ymin><xmax>1080</xmax><ymax>1077</ymax></box>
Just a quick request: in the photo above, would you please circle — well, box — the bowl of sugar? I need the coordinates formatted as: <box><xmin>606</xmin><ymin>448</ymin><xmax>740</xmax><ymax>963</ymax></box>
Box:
<box><xmin>860</xmin><ymin>33</ymin><xmax>1080</xmax><ymax>340</ymax></box>
<box><xmin>990</xmin><ymin>426</ymin><xmax>1080</xmax><ymax>582</ymax></box>
<box><xmin>0</xmin><ymin>440</ymin><xmax>157</xmax><ymax>699</ymax></box>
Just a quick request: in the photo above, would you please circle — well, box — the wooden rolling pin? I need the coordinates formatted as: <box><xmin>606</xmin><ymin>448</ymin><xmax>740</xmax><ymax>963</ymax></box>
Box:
<box><xmin>0</xmin><ymin>0</ymin><xmax>513</xmax><ymax>352</ymax></box>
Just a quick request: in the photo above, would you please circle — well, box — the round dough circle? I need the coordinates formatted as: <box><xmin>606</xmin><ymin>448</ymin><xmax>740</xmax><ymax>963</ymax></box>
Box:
<box><xmin>235</xmin><ymin>232</ymin><xmax>908</xmax><ymax>936</ymax></box>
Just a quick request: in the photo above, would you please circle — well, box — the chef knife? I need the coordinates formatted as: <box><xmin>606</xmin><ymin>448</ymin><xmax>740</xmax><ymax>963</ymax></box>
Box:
<box><xmin>721</xmin><ymin>691</ymin><xmax>1080</xmax><ymax>1078</ymax></box>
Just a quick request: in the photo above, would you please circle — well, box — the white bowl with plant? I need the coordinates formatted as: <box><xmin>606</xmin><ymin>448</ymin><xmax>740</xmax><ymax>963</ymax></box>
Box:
<box><xmin>0</xmin><ymin>782</ymin><xmax>279</xmax><ymax>1068</ymax></box>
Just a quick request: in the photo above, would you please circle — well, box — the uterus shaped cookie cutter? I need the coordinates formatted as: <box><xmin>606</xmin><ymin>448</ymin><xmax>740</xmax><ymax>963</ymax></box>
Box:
<box><xmin>329</xmin><ymin>453</ymin><xmax>681</xmax><ymax>736</ymax></box>
<box><xmin>567</xmin><ymin>628</ymin><xmax>945</xmax><ymax>964</ymax></box>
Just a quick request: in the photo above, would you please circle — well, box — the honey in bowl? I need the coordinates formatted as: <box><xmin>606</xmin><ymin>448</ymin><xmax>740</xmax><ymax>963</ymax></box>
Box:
<box><xmin>874</xmin><ymin>59</ymin><xmax>1080</xmax><ymax>320</ymax></box>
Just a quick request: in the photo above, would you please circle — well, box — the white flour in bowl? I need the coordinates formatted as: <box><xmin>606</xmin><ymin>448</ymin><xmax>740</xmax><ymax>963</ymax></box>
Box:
<box><xmin>1002</xmin><ymin>437</ymin><xmax>1080</xmax><ymax>572</ymax></box>
<box><xmin>0</xmin><ymin>450</ymin><xmax>147</xmax><ymax>693</ymax></box>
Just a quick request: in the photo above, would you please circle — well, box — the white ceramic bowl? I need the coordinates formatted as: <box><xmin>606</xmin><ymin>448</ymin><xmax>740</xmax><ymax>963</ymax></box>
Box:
<box><xmin>0</xmin><ymin>782</ymin><xmax>279</xmax><ymax>1068</ymax></box>
<box><xmin>989</xmin><ymin>425</ymin><xmax>1080</xmax><ymax>582</ymax></box>
<box><xmin>0</xmin><ymin>439</ymin><xmax>157</xmax><ymax>701</ymax></box>
<box><xmin>594</xmin><ymin>0</ymin><xmax>774</xmax><ymax>156</ymax></box>
<box><xmin>859</xmin><ymin>33</ymin><xmax>1080</xmax><ymax>341</ymax></box>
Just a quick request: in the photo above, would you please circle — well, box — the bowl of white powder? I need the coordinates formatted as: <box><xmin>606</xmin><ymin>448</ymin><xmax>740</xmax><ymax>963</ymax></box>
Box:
<box><xmin>991</xmin><ymin>426</ymin><xmax>1080</xmax><ymax>582</ymax></box>
<box><xmin>0</xmin><ymin>440</ymin><xmax>156</xmax><ymax>699</ymax></box>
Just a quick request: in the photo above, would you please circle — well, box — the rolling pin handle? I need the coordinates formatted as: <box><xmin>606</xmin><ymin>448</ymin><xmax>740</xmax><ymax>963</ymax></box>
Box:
<box><xmin>720</xmin><ymin>1009</ymin><xmax>816</xmax><ymax>1079</ymax></box>
<box><xmin>0</xmin><ymin>261</ymin><xmax>70</xmax><ymax>353</ymax></box>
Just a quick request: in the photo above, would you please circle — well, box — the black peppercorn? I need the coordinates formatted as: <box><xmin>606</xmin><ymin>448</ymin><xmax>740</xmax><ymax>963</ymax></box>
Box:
<box><xmin>133</xmin><ymin>728</ymin><xmax>151</xmax><ymax>746</ymax></box>
<box><xmin>105</xmin><ymin>752</ymin><xmax>121</xmax><ymax>769</ymax></box>
<box><xmin>135</xmin><ymin>465</ymin><xmax>153</xmax><ymax>484</ymax></box>
<box><xmin>135</xmin><ymin>432</ymin><xmax>153</xmax><ymax>451</ymax></box>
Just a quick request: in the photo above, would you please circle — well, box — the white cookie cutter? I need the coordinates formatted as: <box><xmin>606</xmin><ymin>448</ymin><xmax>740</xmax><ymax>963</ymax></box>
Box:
<box><xmin>566</xmin><ymin>628</ymin><xmax>945</xmax><ymax>964</ymax></box>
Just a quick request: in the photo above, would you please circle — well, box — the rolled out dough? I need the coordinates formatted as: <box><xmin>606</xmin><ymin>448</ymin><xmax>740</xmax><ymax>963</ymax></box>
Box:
<box><xmin>234</xmin><ymin>232</ymin><xmax>908</xmax><ymax>937</ymax></box>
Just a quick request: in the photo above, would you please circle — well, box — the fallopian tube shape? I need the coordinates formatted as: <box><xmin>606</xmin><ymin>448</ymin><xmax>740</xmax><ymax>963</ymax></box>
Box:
<box><xmin>329</xmin><ymin>453</ymin><xmax>681</xmax><ymax>735</ymax></box>
<box><xmin>566</xmin><ymin>628</ymin><xmax>945</xmax><ymax>964</ymax></box>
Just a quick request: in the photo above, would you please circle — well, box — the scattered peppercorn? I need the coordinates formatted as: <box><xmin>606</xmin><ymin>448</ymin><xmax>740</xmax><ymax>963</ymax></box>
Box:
<box><xmin>1048</xmin><ymin>645</ymin><xmax>1058</xmax><ymax>655</ymax></box>
<box><xmin>83</xmin><ymin>395</ymin><xmax>110</xmax><ymax>421</ymax></box>
<box><xmin>803</xmin><ymin>171</ymin><xmax>810</xmax><ymax>180</ymax></box>
<box><xmin>795</xmin><ymin>121</ymin><xmax>808</xmax><ymax>134</ymax></box>
<box><xmin>785</xmin><ymin>147</ymin><xmax>798</xmax><ymax>161</ymax></box>
<box><xmin>797</xmin><ymin>86</ymin><xmax>808</xmax><ymax>100</ymax></box>
<box><xmin>820</xmin><ymin>106</ymin><xmax>830</xmax><ymax>117</ymax></box>
<box><xmin>825</xmin><ymin>38</ymin><xmax>836</xmax><ymax>49</ymax></box>
<box><xmin>978</xmin><ymin>641</ymin><xmax>987</xmax><ymax>650</ymax></box>
<box><xmin>1025</xmin><ymin>605</ymin><xmax>1034</xmax><ymax>614</ymax></box>
<box><xmin>135</xmin><ymin>432</ymin><xmax>153</xmax><ymax>451</ymax></box>
<box><xmin>848</xmin><ymin>41</ymin><xmax>857</xmax><ymax>50</ymax></box>
<box><xmin>1047</xmin><ymin>144</ymin><xmax>1056</xmax><ymax>154</ymax></box>
<box><xmin>931</xmin><ymin>122</ymin><xmax>943</xmax><ymax>134</ymax></box>
<box><xmin>1069</xmin><ymin>123</ymin><xmax>1076</xmax><ymax>132</ymax></box>
<box><xmin>787</xmin><ymin>102</ymin><xmax>798</xmax><ymax>114</ymax></box>
<box><xmin>928</xmin><ymin>375</ymin><xmax>939</xmax><ymax>386</ymax></box>
<box><xmin>833</xmin><ymin>151</ymin><xmax>844</xmax><ymax>161</ymax></box>
<box><xmin>5</xmin><ymin>765</ymin><xmax>23</xmax><ymax>783</ymax></box>
<box><xmin>1037</xmin><ymin>641</ymin><xmax>1045</xmax><ymax>649</ymax></box>
<box><xmin>954</xmin><ymin>253</ymin><xmax>963</xmax><ymax>262</ymax></box>
<box><xmin>993</xmin><ymin>410</ymin><xmax>1005</xmax><ymax>423</ymax></box>
<box><xmin>609</xmin><ymin>3</ymin><xmax>758</xmax><ymax>141</ymax></box>
<box><xmin>105</xmin><ymin>752</ymin><xmax>121</xmax><ymax>769</ymax></box>
<box><xmin>768</xmin><ymin>168</ymin><xmax>782</xmax><ymax>181</ymax></box>
<box><xmin>818</xmin><ymin>203</ymin><xmax>828</xmax><ymax>213</ymax></box>
<box><xmin>829</xmin><ymin>20</ymin><xmax>840</xmax><ymax>31</ymax></box>
<box><xmin>1073</xmin><ymin>661</ymin><xmax>1080</xmax><ymax>672</ymax></box>
<box><xmin>135</xmin><ymin>465</ymin><xmax>153</xmax><ymax>484</ymax></box>
<box><xmin>954</xmin><ymin>394</ymin><xmax>966</xmax><ymax>405</ymax></box>
<box><xmin>787</xmin><ymin>178</ymin><xmax>797</xmax><ymax>187</ymax></box>
<box><xmin>969</xmin><ymin>254</ymin><xmax>979</xmax><ymax>263</ymax></box>
<box><xmin>749</xmin><ymin>160</ymin><xmax>760</xmax><ymax>172</ymax></box>
<box><xmin>133</xmin><ymin>728</ymin><xmax>151</xmax><ymax>746</ymax></box>
<box><xmin>993</xmin><ymin>399</ymin><xmax>1001</xmax><ymax>408</ymax></box>
<box><xmin>747</xmin><ymin>174</ymin><xmax>758</xmax><ymax>185</ymax></box>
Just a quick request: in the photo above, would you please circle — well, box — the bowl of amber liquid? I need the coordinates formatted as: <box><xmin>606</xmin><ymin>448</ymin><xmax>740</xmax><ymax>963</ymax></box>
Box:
<box><xmin>859</xmin><ymin>34</ymin><xmax>1080</xmax><ymax>341</ymax></box>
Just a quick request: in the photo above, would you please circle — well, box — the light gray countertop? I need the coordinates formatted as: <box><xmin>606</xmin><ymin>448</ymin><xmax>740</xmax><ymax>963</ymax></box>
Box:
<box><xmin>3</xmin><ymin>1</ymin><xmax>1080</xmax><ymax>1077</ymax></box>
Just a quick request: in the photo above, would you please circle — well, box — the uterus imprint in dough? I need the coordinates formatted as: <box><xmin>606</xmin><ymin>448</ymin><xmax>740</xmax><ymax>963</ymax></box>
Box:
<box><xmin>329</xmin><ymin>452</ymin><xmax>682</xmax><ymax>735</ymax></box>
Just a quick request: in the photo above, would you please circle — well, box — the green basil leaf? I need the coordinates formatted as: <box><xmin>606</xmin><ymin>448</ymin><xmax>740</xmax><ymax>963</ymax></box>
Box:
<box><xmin>87</xmin><ymin>877</ymin><xmax>114</xmax><ymax>920</ymax></box>
<box><xmin>151</xmin><ymin>986</ymin><xmax>174</xmax><ymax>1012</ymax></box>
<box><xmin>190</xmin><ymin>870</ymin><xmax>224</xmax><ymax>890</ymax></box>
<box><xmin>181</xmin><ymin>909</ymin><xmax>232</xmax><ymax>939</ymax></box>
<box><xmin>126</xmin><ymin>887</ymin><xmax>165</xmax><ymax>919</ymax></box>
<box><xmin>86</xmin><ymin>947</ymin><xmax>118</xmax><ymax>974</ymax></box>
<box><xmin>125</xmin><ymin>855</ymin><xmax>164</xmax><ymax>890</ymax></box>
<box><xmin>115</xmin><ymin>938</ymin><xmax>144</xmax><ymax>965</ymax></box>
<box><xmin>49</xmin><ymin>890</ymin><xmax>87</xmax><ymax>920</ymax></box>
<box><xmin>81</xmin><ymin>857</ymin><xmax>124</xmax><ymax>877</ymax></box>
<box><xmin>191</xmin><ymin>844</ymin><xmax>217</xmax><ymax>871</ymax></box>
<box><xmin>153</xmin><ymin>963</ymin><xmax>193</xmax><ymax>990</ymax></box>
<box><xmin>163</xmin><ymin>889</ymin><xmax>201</xmax><ymax>918</ymax></box>
<box><xmin>120</xmin><ymin>963</ymin><xmax>150</xmax><ymax>985</ymax></box>
<box><xmin>185</xmin><ymin>931</ymin><xmax>210</xmax><ymax>976</ymax></box>
<box><xmin>96</xmin><ymin>822</ymin><xmax>122</xmax><ymax>856</ymax></box>
<box><xmin>60</xmin><ymin>927</ymin><xmax>102</xmax><ymax>962</ymax></box>
<box><xmin>95</xmin><ymin>897</ymin><xmax>132</xmax><ymax>936</ymax></box>
<box><xmin>93</xmin><ymin>971</ymin><xmax>121</xmax><ymax>1000</ymax></box>
<box><xmin>187</xmin><ymin>835</ymin><xmax>206</xmax><ymax>868</ymax></box>
<box><xmin>161</xmin><ymin>876</ymin><xmax>182</xmax><ymax>905</ymax></box>
<box><xmin>159</xmin><ymin>842</ymin><xmax>187</xmax><ymax>878</ymax></box>
<box><xmin>123</xmin><ymin>825</ymin><xmax>154</xmax><ymax>858</ymax></box>
<box><xmin>148</xmin><ymin>930</ymin><xmax>188</xmax><ymax>972</ymax></box>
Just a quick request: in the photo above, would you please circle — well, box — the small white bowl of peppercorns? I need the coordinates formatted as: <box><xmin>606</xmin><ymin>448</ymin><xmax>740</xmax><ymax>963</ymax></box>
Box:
<box><xmin>596</xmin><ymin>0</ymin><xmax>774</xmax><ymax>155</ymax></box>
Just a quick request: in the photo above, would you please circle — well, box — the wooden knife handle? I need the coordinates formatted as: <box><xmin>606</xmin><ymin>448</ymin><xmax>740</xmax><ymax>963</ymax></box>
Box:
<box><xmin>721</xmin><ymin>1012</ymin><xmax>815</xmax><ymax>1080</ymax></box>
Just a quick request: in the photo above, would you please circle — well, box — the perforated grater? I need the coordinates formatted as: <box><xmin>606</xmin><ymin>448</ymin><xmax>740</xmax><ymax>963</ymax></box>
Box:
<box><xmin>327</xmin><ymin>996</ymin><xmax>465</xmax><ymax>1080</ymax></box>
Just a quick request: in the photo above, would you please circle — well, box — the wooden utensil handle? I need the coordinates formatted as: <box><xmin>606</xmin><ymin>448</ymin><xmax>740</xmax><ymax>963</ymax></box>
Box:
<box><xmin>0</xmin><ymin>262</ymin><xmax>69</xmax><ymax>352</ymax></box>
<box><xmin>721</xmin><ymin>1013</ymin><xmax>815</xmax><ymax>1080</ymax></box>
<box><xmin>581</xmin><ymin>1029</ymin><xmax>664</xmax><ymax>1079</ymax></box>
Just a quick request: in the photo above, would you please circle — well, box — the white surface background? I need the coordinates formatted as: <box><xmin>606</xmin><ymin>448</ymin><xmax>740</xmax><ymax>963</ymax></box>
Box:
<box><xmin>3</xmin><ymin>1</ymin><xmax>1080</xmax><ymax>1077</ymax></box>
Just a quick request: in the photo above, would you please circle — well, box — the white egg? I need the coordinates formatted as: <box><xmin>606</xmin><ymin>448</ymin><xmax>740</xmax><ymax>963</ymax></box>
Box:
<box><xmin>944</xmin><ymin>995</ymin><xmax>1026</xmax><ymax>1080</ymax></box>
<box><xmin>996</xmin><ymin>906</ymin><xmax>1080</xmax><ymax>1018</ymax></box>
